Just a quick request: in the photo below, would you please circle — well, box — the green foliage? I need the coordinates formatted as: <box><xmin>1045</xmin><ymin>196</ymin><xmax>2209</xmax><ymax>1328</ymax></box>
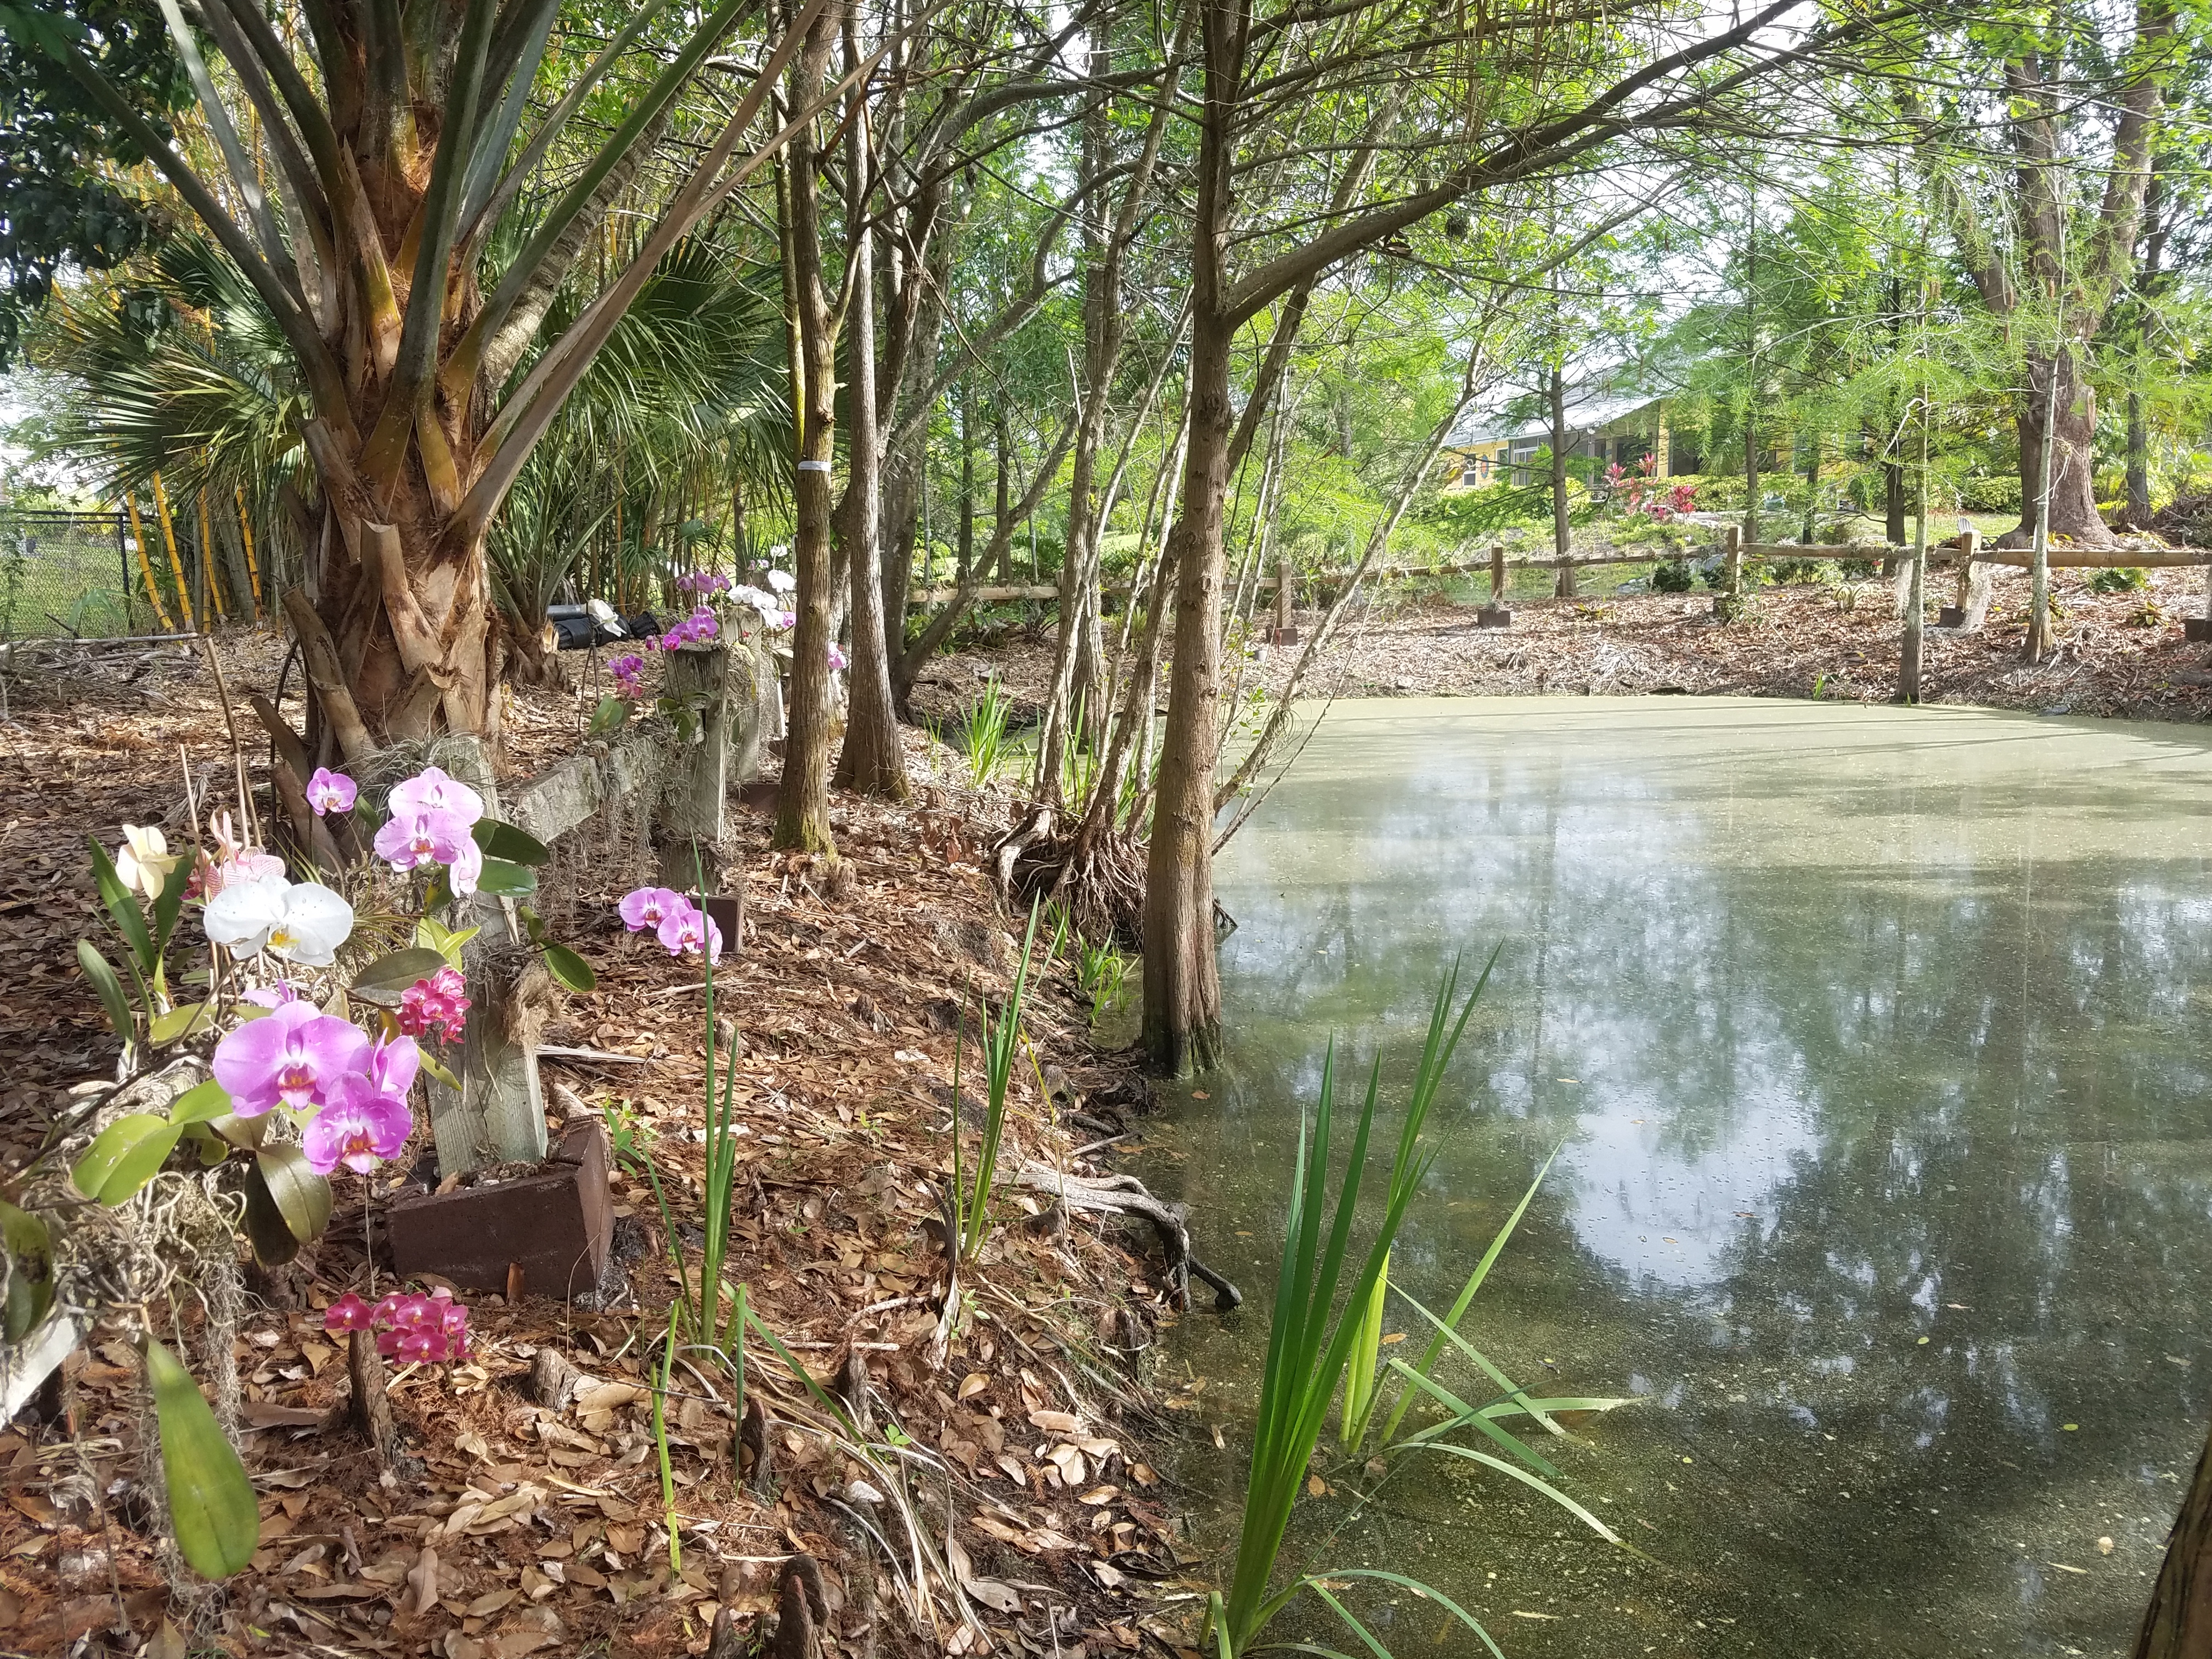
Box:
<box><xmin>145</xmin><ymin>1337</ymin><xmax>257</xmax><ymax>1579</ymax></box>
<box><xmin>1651</xmin><ymin>559</ymin><xmax>1695</xmax><ymax>592</ymax></box>
<box><xmin>957</xmin><ymin>679</ymin><xmax>1017</xmax><ymax>789</ymax></box>
<box><xmin>2089</xmin><ymin>566</ymin><xmax>2149</xmax><ymax>594</ymax></box>
<box><xmin>1216</xmin><ymin>960</ymin><xmax>1486</xmax><ymax>1654</ymax></box>
<box><xmin>951</xmin><ymin>900</ymin><xmax>1042</xmax><ymax>1262</ymax></box>
<box><xmin>0</xmin><ymin>0</ymin><xmax>183</xmax><ymax>365</ymax></box>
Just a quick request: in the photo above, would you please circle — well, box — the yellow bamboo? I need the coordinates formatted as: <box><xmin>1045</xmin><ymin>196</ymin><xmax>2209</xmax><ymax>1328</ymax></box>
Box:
<box><xmin>234</xmin><ymin>487</ymin><xmax>264</xmax><ymax>619</ymax></box>
<box><xmin>150</xmin><ymin>472</ymin><xmax>195</xmax><ymax>631</ymax></box>
<box><xmin>122</xmin><ymin>493</ymin><xmax>176</xmax><ymax>633</ymax></box>
<box><xmin>196</xmin><ymin>487</ymin><xmax>228</xmax><ymax>623</ymax></box>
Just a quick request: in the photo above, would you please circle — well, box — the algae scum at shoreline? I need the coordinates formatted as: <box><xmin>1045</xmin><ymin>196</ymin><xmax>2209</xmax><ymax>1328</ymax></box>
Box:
<box><xmin>1153</xmin><ymin>697</ymin><xmax>2212</xmax><ymax>1658</ymax></box>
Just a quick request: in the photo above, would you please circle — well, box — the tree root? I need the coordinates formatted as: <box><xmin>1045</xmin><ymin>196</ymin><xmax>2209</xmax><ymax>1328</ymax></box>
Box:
<box><xmin>1014</xmin><ymin>1161</ymin><xmax>1241</xmax><ymax>1312</ymax></box>
<box><xmin>989</xmin><ymin>809</ymin><xmax>1145</xmax><ymax>945</ymax></box>
<box><xmin>770</xmin><ymin>1551</ymin><xmax>831</xmax><ymax>1659</ymax></box>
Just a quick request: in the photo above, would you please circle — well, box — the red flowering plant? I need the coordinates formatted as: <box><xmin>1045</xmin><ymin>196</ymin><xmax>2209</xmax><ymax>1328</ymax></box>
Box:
<box><xmin>0</xmin><ymin>760</ymin><xmax>594</xmax><ymax>1582</ymax></box>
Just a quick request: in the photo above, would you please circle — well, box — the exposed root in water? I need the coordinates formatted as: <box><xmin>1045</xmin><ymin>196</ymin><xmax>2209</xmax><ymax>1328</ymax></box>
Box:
<box><xmin>1015</xmin><ymin>1160</ymin><xmax>1242</xmax><ymax>1312</ymax></box>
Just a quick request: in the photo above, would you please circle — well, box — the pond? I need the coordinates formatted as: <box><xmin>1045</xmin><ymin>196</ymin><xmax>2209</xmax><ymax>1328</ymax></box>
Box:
<box><xmin>1150</xmin><ymin>696</ymin><xmax>2212</xmax><ymax>1658</ymax></box>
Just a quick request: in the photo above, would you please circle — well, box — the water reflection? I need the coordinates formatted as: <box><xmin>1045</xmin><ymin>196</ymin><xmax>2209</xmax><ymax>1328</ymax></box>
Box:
<box><xmin>1159</xmin><ymin>698</ymin><xmax>2212</xmax><ymax>1658</ymax></box>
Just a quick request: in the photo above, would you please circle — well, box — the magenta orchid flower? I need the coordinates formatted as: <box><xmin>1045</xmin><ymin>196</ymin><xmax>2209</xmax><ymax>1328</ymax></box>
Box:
<box><xmin>398</xmin><ymin>967</ymin><xmax>470</xmax><ymax>1044</ymax></box>
<box><xmin>305</xmin><ymin>769</ymin><xmax>358</xmax><ymax>815</ymax></box>
<box><xmin>323</xmin><ymin>1293</ymin><xmax>375</xmax><ymax>1332</ymax></box>
<box><xmin>388</xmin><ymin>766</ymin><xmax>484</xmax><ymax>826</ymax></box>
<box><xmin>212</xmin><ymin>999</ymin><xmax>370</xmax><ymax>1117</ymax></box>
<box><xmin>243</xmin><ymin>981</ymin><xmax>302</xmax><ymax>1008</ymax></box>
<box><xmin>363</xmin><ymin>1031</ymin><xmax>422</xmax><ymax>1098</ymax></box>
<box><xmin>655</xmin><ymin>902</ymin><xmax>723</xmax><ymax>963</ymax></box>
<box><xmin>446</xmin><ymin>831</ymin><xmax>483</xmax><ymax>898</ymax></box>
<box><xmin>618</xmin><ymin>887</ymin><xmax>687</xmax><ymax>932</ymax></box>
<box><xmin>303</xmin><ymin>1079</ymin><xmax>413</xmax><ymax>1175</ymax></box>
<box><xmin>826</xmin><ymin>642</ymin><xmax>848</xmax><ymax>673</ymax></box>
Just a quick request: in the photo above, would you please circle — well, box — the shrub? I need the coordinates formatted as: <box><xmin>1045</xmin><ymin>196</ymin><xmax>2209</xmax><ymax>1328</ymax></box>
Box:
<box><xmin>1651</xmin><ymin>560</ymin><xmax>1695</xmax><ymax>592</ymax></box>
<box><xmin>1959</xmin><ymin>472</ymin><xmax>2023</xmax><ymax>514</ymax></box>
<box><xmin>2089</xmin><ymin>566</ymin><xmax>2149</xmax><ymax>594</ymax></box>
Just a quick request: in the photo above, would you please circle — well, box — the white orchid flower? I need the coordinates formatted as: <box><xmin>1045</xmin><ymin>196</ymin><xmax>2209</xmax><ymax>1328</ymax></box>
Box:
<box><xmin>114</xmin><ymin>825</ymin><xmax>180</xmax><ymax>900</ymax></box>
<box><xmin>765</xmin><ymin>568</ymin><xmax>796</xmax><ymax>595</ymax></box>
<box><xmin>204</xmin><ymin>875</ymin><xmax>356</xmax><ymax>966</ymax></box>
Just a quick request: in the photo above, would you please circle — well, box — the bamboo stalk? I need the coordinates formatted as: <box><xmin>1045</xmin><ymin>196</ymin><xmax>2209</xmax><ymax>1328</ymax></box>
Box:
<box><xmin>199</xmin><ymin>493</ymin><xmax>229</xmax><ymax>628</ymax></box>
<box><xmin>150</xmin><ymin>472</ymin><xmax>196</xmax><ymax>631</ymax></box>
<box><xmin>197</xmin><ymin>487</ymin><xmax>229</xmax><ymax>624</ymax></box>
<box><xmin>235</xmin><ymin>487</ymin><xmax>263</xmax><ymax>619</ymax></box>
<box><xmin>122</xmin><ymin>493</ymin><xmax>176</xmax><ymax>633</ymax></box>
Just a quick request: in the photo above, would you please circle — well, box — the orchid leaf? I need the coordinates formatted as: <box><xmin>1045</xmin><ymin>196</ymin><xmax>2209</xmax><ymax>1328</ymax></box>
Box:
<box><xmin>149</xmin><ymin>1002</ymin><xmax>210</xmax><ymax>1045</ymax></box>
<box><xmin>1</xmin><ymin>1200</ymin><xmax>54</xmax><ymax>1342</ymax></box>
<box><xmin>542</xmin><ymin>944</ymin><xmax>595</xmax><ymax>993</ymax></box>
<box><xmin>472</xmin><ymin>818</ymin><xmax>550</xmax><ymax>866</ymax></box>
<box><xmin>77</xmin><ymin>939</ymin><xmax>135</xmax><ymax>1040</ymax></box>
<box><xmin>351</xmin><ymin>947</ymin><xmax>450</xmax><ymax>1001</ymax></box>
<box><xmin>587</xmin><ymin>695</ymin><xmax>630</xmax><ymax>736</ymax></box>
<box><xmin>256</xmin><ymin>1145</ymin><xmax>332</xmax><ymax>1243</ymax></box>
<box><xmin>146</xmin><ymin>1338</ymin><xmax>258</xmax><ymax>1578</ymax></box>
<box><xmin>166</xmin><ymin>1079</ymin><xmax>233</xmax><ymax>1126</ymax></box>
<box><xmin>85</xmin><ymin>836</ymin><xmax>154</xmax><ymax>970</ymax></box>
<box><xmin>475</xmin><ymin>857</ymin><xmax>537</xmax><ymax>898</ymax></box>
<box><xmin>417</xmin><ymin>1048</ymin><xmax>462</xmax><ymax>1091</ymax></box>
<box><xmin>72</xmin><ymin>1114</ymin><xmax>171</xmax><ymax>1201</ymax></box>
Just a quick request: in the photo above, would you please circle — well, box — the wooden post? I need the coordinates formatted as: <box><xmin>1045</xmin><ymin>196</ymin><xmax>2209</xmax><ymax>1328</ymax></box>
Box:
<box><xmin>1478</xmin><ymin>541</ymin><xmax>1511</xmax><ymax>627</ymax></box>
<box><xmin>1272</xmin><ymin>557</ymin><xmax>1292</xmax><ymax>643</ymax></box>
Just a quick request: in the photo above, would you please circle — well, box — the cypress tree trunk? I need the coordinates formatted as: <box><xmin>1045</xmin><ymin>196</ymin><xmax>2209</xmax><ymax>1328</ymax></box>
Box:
<box><xmin>773</xmin><ymin>0</ymin><xmax>844</xmax><ymax>857</ymax></box>
<box><xmin>2135</xmin><ymin>1420</ymin><xmax>2212</xmax><ymax>1659</ymax></box>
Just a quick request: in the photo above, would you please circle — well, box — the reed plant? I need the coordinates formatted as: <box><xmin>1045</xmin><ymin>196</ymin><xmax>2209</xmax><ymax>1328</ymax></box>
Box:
<box><xmin>949</xmin><ymin>899</ymin><xmax>1042</xmax><ymax>1262</ymax></box>
<box><xmin>960</xmin><ymin>679</ymin><xmax>1016</xmax><ymax>789</ymax></box>
<box><xmin>1208</xmin><ymin>950</ymin><xmax>1636</xmax><ymax>1658</ymax></box>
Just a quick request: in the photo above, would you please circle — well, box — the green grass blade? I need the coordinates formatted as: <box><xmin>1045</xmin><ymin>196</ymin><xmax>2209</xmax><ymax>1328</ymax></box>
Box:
<box><xmin>1403</xmin><ymin>1441</ymin><xmax>1629</xmax><ymax>1549</ymax></box>
<box><xmin>1304</xmin><ymin>1582</ymin><xmax>1395</xmax><ymax>1659</ymax></box>
<box><xmin>1378</xmin><ymin>1138</ymin><xmax>1558</xmax><ymax>1446</ymax></box>
<box><xmin>1383</xmin><ymin>1358</ymin><xmax>1560</xmax><ymax>1477</ymax></box>
<box><xmin>1390</xmin><ymin>1288</ymin><xmax>1562</xmax><ymax>1437</ymax></box>
<box><xmin>1304</xmin><ymin>1571</ymin><xmax>1505</xmax><ymax>1659</ymax></box>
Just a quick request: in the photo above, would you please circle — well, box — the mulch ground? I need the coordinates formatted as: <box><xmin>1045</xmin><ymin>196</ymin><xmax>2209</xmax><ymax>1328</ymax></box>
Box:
<box><xmin>1285</xmin><ymin>565</ymin><xmax>2212</xmax><ymax>718</ymax></box>
<box><xmin>916</xmin><ymin>565</ymin><xmax>2212</xmax><ymax>724</ymax></box>
<box><xmin>0</xmin><ymin>636</ymin><xmax>1204</xmax><ymax>1659</ymax></box>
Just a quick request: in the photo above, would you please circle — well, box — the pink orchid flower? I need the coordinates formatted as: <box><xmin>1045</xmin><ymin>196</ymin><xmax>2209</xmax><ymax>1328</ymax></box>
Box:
<box><xmin>243</xmin><ymin>981</ymin><xmax>302</xmax><ymax>1008</ymax></box>
<box><xmin>212</xmin><ymin>1000</ymin><xmax>370</xmax><ymax>1117</ymax></box>
<box><xmin>655</xmin><ymin>902</ymin><xmax>723</xmax><ymax>963</ymax></box>
<box><xmin>447</xmin><ymin>831</ymin><xmax>483</xmax><ymax>898</ymax></box>
<box><xmin>390</xmin><ymin>767</ymin><xmax>484</xmax><ymax>826</ymax></box>
<box><xmin>398</xmin><ymin>967</ymin><xmax>470</xmax><ymax>1044</ymax></box>
<box><xmin>306</xmin><ymin>769</ymin><xmax>358</xmax><ymax>815</ymax></box>
<box><xmin>323</xmin><ymin>1293</ymin><xmax>376</xmax><ymax>1332</ymax></box>
<box><xmin>303</xmin><ymin>1081</ymin><xmax>412</xmax><ymax>1175</ymax></box>
<box><xmin>618</xmin><ymin>887</ymin><xmax>687</xmax><ymax>932</ymax></box>
<box><xmin>374</xmin><ymin>808</ymin><xmax>473</xmax><ymax>874</ymax></box>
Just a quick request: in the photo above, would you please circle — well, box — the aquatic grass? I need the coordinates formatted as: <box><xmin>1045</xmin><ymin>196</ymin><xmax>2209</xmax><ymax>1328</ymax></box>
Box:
<box><xmin>949</xmin><ymin>897</ymin><xmax>1043</xmax><ymax>1262</ymax></box>
<box><xmin>1212</xmin><ymin>957</ymin><xmax>1487</xmax><ymax>1656</ymax></box>
<box><xmin>1074</xmin><ymin>934</ymin><xmax>1132</xmax><ymax>1022</ymax></box>
<box><xmin>1374</xmin><ymin>1142</ymin><xmax>1559</xmax><ymax>1448</ymax></box>
<box><xmin>960</xmin><ymin>679</ymin><xmax>1015</xmax><ymax>789</ymax></box>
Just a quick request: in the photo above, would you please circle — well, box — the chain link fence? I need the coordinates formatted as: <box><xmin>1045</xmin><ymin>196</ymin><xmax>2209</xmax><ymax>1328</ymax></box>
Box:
<box><xmin>0</xmin><ymin>511</ymin><xmax>149</xmax><ymax>641</ymax></box>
